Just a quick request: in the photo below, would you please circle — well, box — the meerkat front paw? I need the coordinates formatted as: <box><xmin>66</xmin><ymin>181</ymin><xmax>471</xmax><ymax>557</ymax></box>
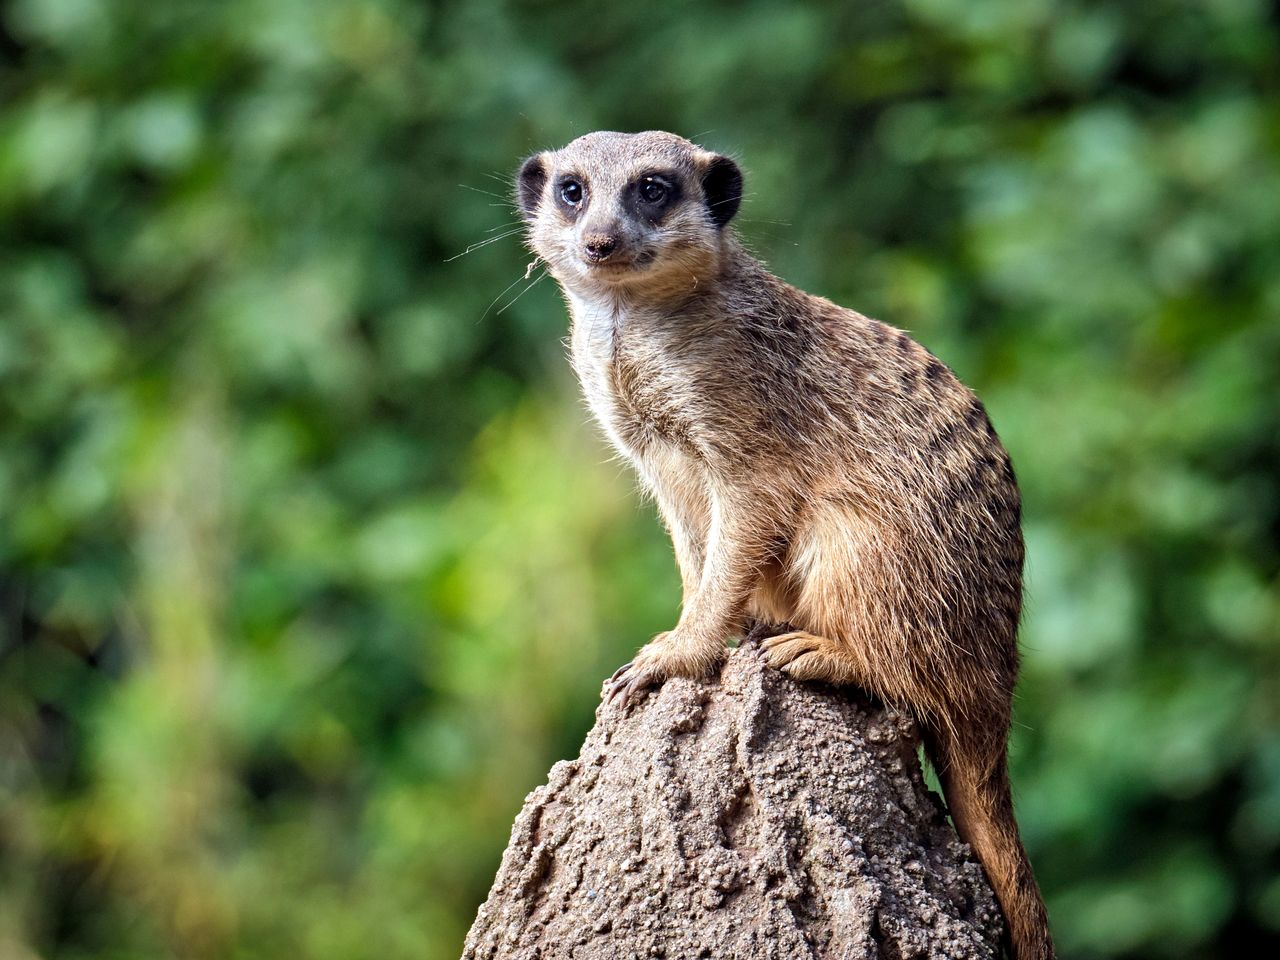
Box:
<box><xmin>604</xmin><ymin>631</ymin><xmax>727</xmax><ymax>708</ymax></box>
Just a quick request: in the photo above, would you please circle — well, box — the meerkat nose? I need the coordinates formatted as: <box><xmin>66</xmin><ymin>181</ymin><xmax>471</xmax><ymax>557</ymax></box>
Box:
<box><xmin>583</xmin><ymin>234</ymin><xmax>618</xmax><ymax>262</ymax></box>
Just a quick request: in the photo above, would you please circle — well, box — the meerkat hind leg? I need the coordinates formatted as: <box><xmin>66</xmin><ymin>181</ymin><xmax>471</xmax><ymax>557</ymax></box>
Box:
<box><xmin>761</xmin><ymin>630</ymin><xmax>859</xmax><ymax>685</ymax></box>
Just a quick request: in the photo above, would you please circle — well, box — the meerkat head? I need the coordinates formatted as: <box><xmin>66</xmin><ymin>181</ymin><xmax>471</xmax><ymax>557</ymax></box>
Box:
<box><xmin>516</xmin><ymin>131</ymin><xmax>743</xmax><ymax>296</ymax></box>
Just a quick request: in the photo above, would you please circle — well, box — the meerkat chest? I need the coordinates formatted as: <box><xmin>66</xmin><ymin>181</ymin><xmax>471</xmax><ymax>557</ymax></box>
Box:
<box><xmin>567</xmin><ymin>294</ymin><xmax>688</xmax><ymax>458</ymax></box>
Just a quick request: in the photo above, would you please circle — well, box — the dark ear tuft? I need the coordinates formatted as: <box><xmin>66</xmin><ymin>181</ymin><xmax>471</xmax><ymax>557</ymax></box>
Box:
<box><xmin>517</xmin><ymin>154</ymin><xmax>548</xmax><ymax>219</ymax></box>
<box><xmin>702</xmin><ymin>155</ymin><xmax>743</xmax><ymax>228</ymax></box>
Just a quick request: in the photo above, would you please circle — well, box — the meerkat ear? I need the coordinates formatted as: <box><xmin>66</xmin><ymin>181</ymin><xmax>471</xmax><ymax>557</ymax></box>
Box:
<box><xmin>701</xmin><ymin>154</ymin><xmax>743</xmax><ymax>228</ymax></box>
<box><xmin>516</xmin><ymin>153</ymin><xmax>548</xmax><ymax>219</ymax></box>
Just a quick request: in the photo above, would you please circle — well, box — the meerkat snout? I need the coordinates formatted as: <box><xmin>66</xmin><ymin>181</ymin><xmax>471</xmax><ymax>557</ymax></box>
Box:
<box><xmin>582</xmin><ymin>232</ymin><xmax>618</xmax><ymax>262</ymax></box>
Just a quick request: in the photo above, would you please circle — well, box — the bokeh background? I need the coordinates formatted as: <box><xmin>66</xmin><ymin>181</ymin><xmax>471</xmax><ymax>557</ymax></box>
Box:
<box><xmin>1</xmin><ymin>0</ymin><xmax>1278</xmax><ymax>957</ymax></box>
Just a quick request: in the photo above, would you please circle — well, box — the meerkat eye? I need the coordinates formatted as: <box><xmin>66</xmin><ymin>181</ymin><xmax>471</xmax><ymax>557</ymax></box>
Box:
<box><xmin>639</xmin><ymin>177</ymin><xmax>667</xmax><ymax>204</ymax></box>
<box><xmin>560</xmin><ymin>180</ymin><xmax>583</xmax><ymax>205</ymax></box>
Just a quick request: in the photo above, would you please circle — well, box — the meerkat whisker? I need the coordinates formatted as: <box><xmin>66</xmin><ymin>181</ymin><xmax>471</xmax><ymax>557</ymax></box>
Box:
<box><xmin>458</xmin><ymin>182</ymin><xmax>514</xmax><ymax>202</ymax></box>
<box><xmin>492</xmin><ymin>267</ymin><xmax>548</xmax><ymax>317</ymax></box>
<box><xmin>444</xmin><ymin>229</ymin><xmax>526</xmax><ymax>263</ymax></box>
<box><xmin>477</xmin><ymin>268</ymin><xmax>537</xmax><ymax>322</ymax></box>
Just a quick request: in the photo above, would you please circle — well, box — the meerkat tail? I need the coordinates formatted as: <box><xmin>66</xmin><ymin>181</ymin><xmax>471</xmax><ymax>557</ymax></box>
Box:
<box><xmin>924</xmin><ymin>725</ymin><xmax>1055</xmax><ymax>960</ymax></box>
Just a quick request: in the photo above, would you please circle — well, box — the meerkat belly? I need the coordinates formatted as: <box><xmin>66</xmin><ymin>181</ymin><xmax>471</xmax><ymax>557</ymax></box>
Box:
<box><xmin>569</xmin><ymin>302</ymin><xmax>694</xmax><ymax>460</ymax></box>
<box><xmin>575</xmin><ymin>360</ymin><xmax>633</xmax><ymax>454</ymax></box>
<box><xmin>636</xmin><ymin>441</ymin><xmax>711</xmax><ymax>536</ymax></box>
<box><xmin>568</xmin><ymin>301</ymin><xmax>636</xmax><ymax>454</ymax></box>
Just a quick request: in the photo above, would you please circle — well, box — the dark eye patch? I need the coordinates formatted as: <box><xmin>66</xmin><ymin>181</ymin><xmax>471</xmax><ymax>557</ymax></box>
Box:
<box><xmin>630</xmin><ymin>170</ymin><xmax>681</xmax><ymax>221</ymax></box>
<box><xmin>556</xmin><ymin>175</ymin><xmax>587</xmax><ymax>216</ymax></box>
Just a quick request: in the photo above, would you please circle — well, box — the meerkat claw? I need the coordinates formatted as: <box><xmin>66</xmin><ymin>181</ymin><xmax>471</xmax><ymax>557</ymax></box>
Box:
<box><xmin>608</xmin><ymin>661</ymin><xmax>634</xmax><ymax>684</ymax></box>
<box><xmin>603</xmin><ymin>662</ymin><xmax>659</xmax><ymax>708</ymax></box>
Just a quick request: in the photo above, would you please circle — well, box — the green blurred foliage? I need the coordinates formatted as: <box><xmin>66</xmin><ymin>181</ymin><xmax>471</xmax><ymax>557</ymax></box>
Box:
<box><xmin>0</xmin><ymin>0</ymin><xmax>1277</xmax><ymax>957</ymax></box>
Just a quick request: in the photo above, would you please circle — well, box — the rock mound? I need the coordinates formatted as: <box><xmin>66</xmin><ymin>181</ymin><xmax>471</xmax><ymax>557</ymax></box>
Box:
<box><xmin>462</xmin><ymin>645</ymin><xmax>1002</xmax><ymax>959</ymax></box>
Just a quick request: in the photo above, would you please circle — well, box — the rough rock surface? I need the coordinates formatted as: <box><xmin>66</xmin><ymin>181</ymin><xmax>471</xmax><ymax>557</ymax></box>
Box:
<box><xmin>462</xmin><ymin>645</ymin><xmax>1003</xmax><ymax>960</ymax></box>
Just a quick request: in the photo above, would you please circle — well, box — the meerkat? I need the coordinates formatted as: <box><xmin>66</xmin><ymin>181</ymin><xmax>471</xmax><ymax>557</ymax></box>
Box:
<box><xmin>515</xmin><ymin>130</ymin><xmax>1053</xmax><ymax>960</ymax></box>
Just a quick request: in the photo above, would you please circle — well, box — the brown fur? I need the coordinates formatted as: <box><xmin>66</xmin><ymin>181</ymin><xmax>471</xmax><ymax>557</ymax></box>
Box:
<box><xmin>516</xmin><ymin>130</ymin><xmax>1054</xmax><ymax>960</ymax></box>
